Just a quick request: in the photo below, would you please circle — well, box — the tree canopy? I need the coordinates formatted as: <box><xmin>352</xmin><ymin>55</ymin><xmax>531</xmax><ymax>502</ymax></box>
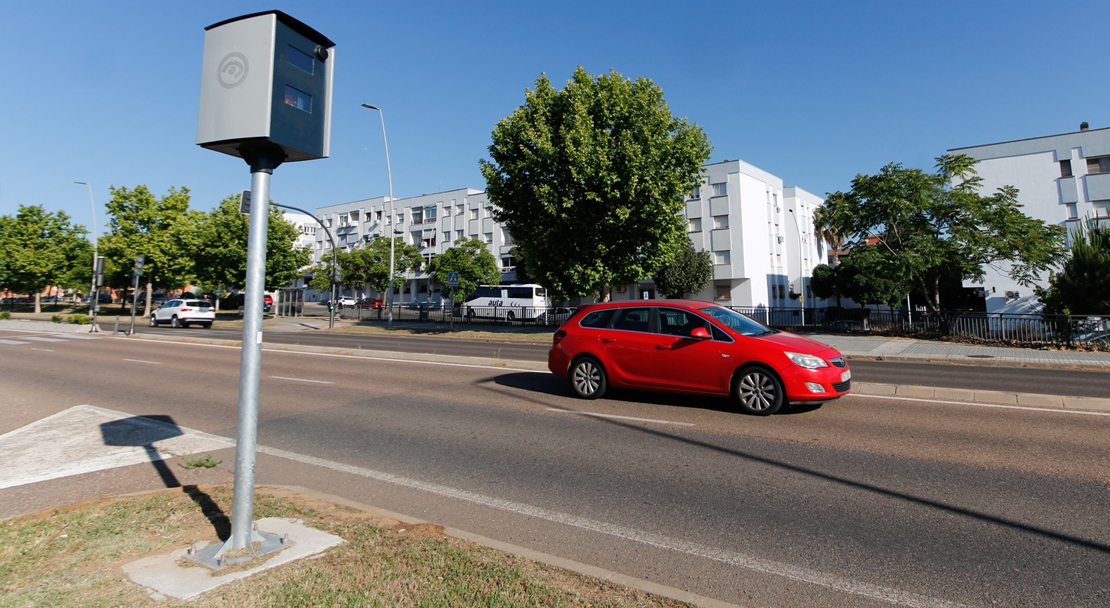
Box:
<box><xmin>100</xmin><ymin>185</ymin><xmax>196</xmax><ymax>315</ymax></box>
<box><xmin>480</xmin><ymin>67</ymin><xmax>712</xmax><ymax>301</ymax></box>
<box><xmin>653</xmin><ymin>239</ymin><xmax>712</xmax><ymax>299</ymax></box>
<box><xmin>192</xmin><ymin>194</ymin><xmax>311</xmax><ymax>292</ymax></box>
<box><xmin>0</xmin><ymin>205</ymin><xmax>89</xmax><ymax>313</ymax></box>
<box><xmin>1039</xmin><ymin>219</ymin><xmax>1110</xmax><ymax>315</ymax></box>
<box><xmin>820</xmin><ymin>155</ymin><xmax>1065</xmax><ymax>311</ymax></box>
<box><xmin>310</xmin><ymin>236</ymin><xmax>423</xmax><ymax>297</ymax></box>
<box><xmin>427</xmin><ymin>237</ymin><xmax>501</xmax><ymax>302</ymax></box>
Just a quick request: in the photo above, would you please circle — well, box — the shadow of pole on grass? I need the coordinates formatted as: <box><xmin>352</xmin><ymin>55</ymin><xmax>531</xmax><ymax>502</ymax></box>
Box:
<box><xmin>99</xmin><ymin>415</ymin><xmax>230</xmax><ymax>541</ymax></box>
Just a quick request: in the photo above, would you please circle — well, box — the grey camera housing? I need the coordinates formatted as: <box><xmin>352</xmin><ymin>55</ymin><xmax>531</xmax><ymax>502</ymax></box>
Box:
<box><xmin>197</xmin><ymin>11</ymin><xmax>334</xmax><ymax>163</ymax></box>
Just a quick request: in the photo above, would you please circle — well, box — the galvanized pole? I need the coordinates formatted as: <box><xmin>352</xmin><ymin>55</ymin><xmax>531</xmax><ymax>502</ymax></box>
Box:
<box><xmin>75</xmin><ymin>182</ymin><xmax>99</xmax><ymax>332</ymax></box>
<box><xmin>226</xmin><ymin>152</ymin><xmax>276</xmax><ymax>551</ymax></box>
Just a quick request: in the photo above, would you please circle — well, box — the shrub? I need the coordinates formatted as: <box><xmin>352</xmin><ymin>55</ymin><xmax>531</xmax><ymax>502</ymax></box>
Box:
<box><xmin>51</xmin><ymin>314</ymin><xmax>63</xmax><ymax>323</ymax></box>
<box><xmin>67</xmin><ymin>314</ymin><xmax>92</xmax><ymax>325</ymax></box>
<box><xmin>0</xmin><ymin>311</ymin><xmax>10</xmax><ymax>320</ymax></box>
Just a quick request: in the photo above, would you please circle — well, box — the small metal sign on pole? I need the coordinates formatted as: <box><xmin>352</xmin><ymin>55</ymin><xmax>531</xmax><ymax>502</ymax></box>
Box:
<box><xmin>128</xmin><ymin>256</ymin><xmax>143</xmax><ymax>335</ymax></box>
<box><xmin>446</xmin><ymin>272</ymin><xmax>459</xmax><ymax>330</ymax></box>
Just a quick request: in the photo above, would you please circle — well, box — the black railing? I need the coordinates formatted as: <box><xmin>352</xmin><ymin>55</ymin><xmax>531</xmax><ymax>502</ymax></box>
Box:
<box><xmin>340</xmin><ymin>303</ymin><xmax>575</xmax><ymax>327</ymax></box>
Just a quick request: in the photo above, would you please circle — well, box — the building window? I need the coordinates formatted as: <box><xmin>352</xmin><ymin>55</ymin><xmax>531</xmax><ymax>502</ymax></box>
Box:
<box><xmin>1086</xmin><ymin>156</ymin><xmax>1110</xmax><ymax>175</ymax></box>
<box><xmin>714</xmin><ymin>284</ymin><xmax>730</xmax><ymax>301</ymax></box>
<box><xmin>1066</xmin><ymin>203</ymin><xmax>1078</xmax><ymax>219</ymax></box>
<box><xmin>691</xmin><ymin>186</ymin><xmax>701</xmax><ymax>199</ymax></box>
<box><xmin>456</xmin><ymin>230</ymin><xmax>465</xmax><ymax>241</ymax></box>
<box><xmin>424</xmin><ymin>206</ymin><xmax>437</xmax><ymax>223</ymax></box>
<box><xmin>470</xmin><ymin>208</ymin><xmax>479</xmax><ymax>220</ymax></box>
<box><xmin>688</xmin><ymin>218</ymin><xmax>702</xmax><ymax>232</ymax></box>
<box><xmin>483</xmin><ymin>232</ymin><xmax>494</xmax><ymax>244</ymax></box>
<box><xmin>711</xmin><ymin>182</ymin><xmax>727</xmax><ymax>197</ymax></box>
<box><xmin>1061</xmin><ymin>160</ymin><xmax>1073</xmax><ymax>177</ymax></box>
<box><xmin>456</xmin><ymin>204</ymin><xmax>464</xmax><ymax>216</ymax></box>
<box><xmin>713</xmin><ymin>215</ymin><xmax>729</xmax><ymax>229</ymax></box>
<box><xmin>712</xmin><ymin>250</ymin><xmax>730</xmax><ymax>265</ymax></box>
<box><xmin>421</xmin><ymin>235</ymin><xmax>436</xmax><ymax>248</ymax></box>
<box><xmin>443</xmin><ymin>231</ymin><xmax>452</xmax><ymax>244</ymax></box>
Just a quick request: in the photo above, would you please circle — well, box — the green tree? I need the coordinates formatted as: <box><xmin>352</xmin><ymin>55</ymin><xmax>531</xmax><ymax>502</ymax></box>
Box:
<box><xmin>100</xmin><ymin>185</ymin><xmax>196</xmax><ymax>316</ymax></box>
<box><xmin>0</xmin><ymin>206</ymin><xmax>89</xmax><ymax>313</ymax></box>
<box><xmin>809</xmin><ymin>263</ymin><xmax>844</xmax><ymax>307</ymax></box>
<box><xmin>836</xmin><ymin>245</ymin><xmax>912</xmax><ymax>308</ymax></box>
<box><xmin>480</xmin><ymin>67</ymin><xmax>712</xmax><ymax>301</ymax></box>
<box><xmin>192</xmin><ymin>194</ymin><xmax>311</xmax><ymax>294</ymax></box>
<box><xmin>309</xmin><ymin>237</ymin><xmax>423</xmax><ymax>298</ymax></box>
<box><xmin>821</xmin><ymin>155</ymin><xmax>1065</xmax><ymax>311</ymax></box>
<box><xmin>1039</xmin><ymin>219</ymin><xmax>1110</xmax><ymax>315</ymax></box>
<box><xmin>653</xmin><ymin>239</ymin><xmax>712</xmax><ymax>299</ymax></box>
<box><xmin>427</xmin><ymin>237</ymin><xmax>501</xmax><ymax>303</ymax></box>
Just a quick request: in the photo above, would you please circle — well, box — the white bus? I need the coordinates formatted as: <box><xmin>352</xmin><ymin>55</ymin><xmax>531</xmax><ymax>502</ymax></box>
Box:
<box><xmin>458</xmin><ymin>284</ymin><xmax>549</xmax><ymax>322</ymax></box>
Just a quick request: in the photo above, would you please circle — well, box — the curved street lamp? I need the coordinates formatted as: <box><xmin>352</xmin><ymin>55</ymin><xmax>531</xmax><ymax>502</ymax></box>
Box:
<box><xmin>786</xmin><ymin>207</ymin><xmax>806</xmax><ymax>327</ymax></box>
<box><xmin>74</xmin><ymin>181</ymin><xmax>99</xmax><ymax>332</ymax></box>
<box><xmin>361</xmin><ymin>103</ymin><xmax>397</xmax><ymax>326</ymax></box>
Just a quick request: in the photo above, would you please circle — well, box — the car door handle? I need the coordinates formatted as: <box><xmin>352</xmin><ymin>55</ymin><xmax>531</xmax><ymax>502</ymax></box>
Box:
<box><xmin>602</xmin><ymin>337</ymin><xmax>617</xmax><ymax>343</ymax></box>
<box><xmin>655</xmin><ymin>344</ymin><xmax>670</xmax><ymax>350</ymax></box>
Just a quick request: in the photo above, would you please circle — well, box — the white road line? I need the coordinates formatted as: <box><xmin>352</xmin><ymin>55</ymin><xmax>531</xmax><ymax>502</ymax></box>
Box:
<box><xmin>0</xmin><ymin>339</ymin><xmax>30</xmax><ymax>345</ymax></box>
<box><xmin>19</xmin><ymin>336</ymin><xmax>67</xmax><ymax>343</ymax></box>
<box><xmin>855</xmin><ymin>393</ymin><xmax>1110</xmax><ymax>417</ymax></box>
<box><xmin>546</xmin><ymin>407</ymin><xmax>695</xmax><ymax>427</ymax></box>
<box><xmin>270</xmin><ymin>376</ymin><xmax>335</xmax><ymax>385</ymax></box>
<box><xmin>30</xmin><ymin>348</ymin><xmax>54</xmax><ymax>352</ymax></box>
<box><xmin>123</xmin><ymin>358</ymin><xmax>161</xmax><ymax>365</ymax></box>
<box><xmin>255</xmin><ymin>443</ymin><xmax>965</xmax><ymax>608</ymax></box>
<box><xmin>58</xmin><ymin>334</ymin><xmax>98</xmax><ymax>340</ymax></box>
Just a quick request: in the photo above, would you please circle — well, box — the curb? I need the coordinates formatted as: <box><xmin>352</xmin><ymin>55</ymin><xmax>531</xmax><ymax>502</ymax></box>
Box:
<box><xmin>854</xmin><ymin>382</ymin><xmax>1110</xmax><ymax>413</ymax></box>
<box><xmin>846</xmin><ymin>354</ymin><xmax>1110</xmax><ymax>371</ymax></box>
<box><xmin>0</xmin><ymin>319</ymin><xmax>99</xmax><ymax>333</ymax></box>
<box><xmin>264</xmin><ymin>485</ymin><xmax>742</xmax><ymax>608</ymax></box>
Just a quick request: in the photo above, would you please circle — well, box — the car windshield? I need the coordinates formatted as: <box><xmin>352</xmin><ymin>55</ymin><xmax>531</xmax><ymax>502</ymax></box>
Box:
<box><xmin>700</xmin><ymin>306</ymin><xmax>775</xmax><ymax>337</ymax></box>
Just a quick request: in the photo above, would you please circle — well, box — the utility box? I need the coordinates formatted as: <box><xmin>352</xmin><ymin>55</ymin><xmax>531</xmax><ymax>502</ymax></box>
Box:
<box><xmin>197</xmin><ymin>10</ymin><xmax>334</xmax><ymax>162</ymax></box>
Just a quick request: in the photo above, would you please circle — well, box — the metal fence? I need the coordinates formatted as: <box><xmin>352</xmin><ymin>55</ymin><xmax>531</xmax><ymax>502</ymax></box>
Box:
<box><xmin>734</xmin><ymin>306</ymin><xmax>1109</xmax><ymax>348</ymax></box>
<box><xmin>339</xmin><ymin>303</ymin><xmax>575</xmax><ymax>327</ymax></box>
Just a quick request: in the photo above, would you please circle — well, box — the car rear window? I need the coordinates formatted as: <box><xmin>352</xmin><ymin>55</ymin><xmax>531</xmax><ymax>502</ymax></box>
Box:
<box><xmin>185</xmin><ymin>301</ymin><xmax>207</xmax><ymax>307</ymax></box>
<box><xmin>612</xmin><ymin>308</ymin><xmax>651</xmax><ymax>333</ymax></box>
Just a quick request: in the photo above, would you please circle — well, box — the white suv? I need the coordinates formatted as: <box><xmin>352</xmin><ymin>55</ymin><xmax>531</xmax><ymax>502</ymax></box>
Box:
<box><xmin>150</xmin><ymin>299</ymin><xmax>215</xmax><ymax>329</ymax></box>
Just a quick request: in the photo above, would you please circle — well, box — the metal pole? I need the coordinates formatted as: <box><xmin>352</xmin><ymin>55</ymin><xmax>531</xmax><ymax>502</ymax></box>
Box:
<box><xmin>75</xmin><ymin>182</ymin><xmax>99</xmax><ymax>332</ymax></box>
<box><xmin>787</xmin><ymin>208</ymin><xmax>805</xmax><ymax>327</ymax></box>
<box><xmin>128</xmin><ymin>272</ymin><xmax>139</xmax><ymax>335</ymax></box>
<box><xmin>226</xmin><ymin>153</ymin><xmax>276</xmax><ymax>551</ymax></box>
<box><xmin>362</xmin><ymin>104</ymin><xmax>396</xmax><ymax>327</ymax></box>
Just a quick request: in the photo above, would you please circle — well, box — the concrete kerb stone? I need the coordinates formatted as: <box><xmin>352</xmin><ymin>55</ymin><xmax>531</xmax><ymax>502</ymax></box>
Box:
<box><xmin>1062</xmin><ymin>396</ymin><xmax>1110</xmax><ymax>412</ymax></box>
<box><xmin>0</xmin><ymin>319</ymin><xmax>96</xmax><ymax>333</ymax></box>
<box><xmin>933</xmin><ymin>387</ymin><xmax>977</xmax><ymax>402</ymax></box>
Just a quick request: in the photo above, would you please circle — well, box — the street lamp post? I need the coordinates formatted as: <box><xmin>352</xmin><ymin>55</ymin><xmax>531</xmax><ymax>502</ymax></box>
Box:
<box><xmin>74</xmin><ymin>182</ymin><xmax>99</xmax><ymax>332</ymax></box>
<box><xmin>786</xmin><ymin>208</ymin><xmax>806</xmax><ymax>327</ymax></box>
<box><xmin>361</xmin><ymin>103</ymin><xmax>396</xmax><ymax>326</ymax></box>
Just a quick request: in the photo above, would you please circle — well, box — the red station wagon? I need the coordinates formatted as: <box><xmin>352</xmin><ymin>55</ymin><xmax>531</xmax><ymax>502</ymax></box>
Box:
<box><xmin>548</xmin><ymin>300</ymin><xmax>851</xmax><ymax>415</ymax></box>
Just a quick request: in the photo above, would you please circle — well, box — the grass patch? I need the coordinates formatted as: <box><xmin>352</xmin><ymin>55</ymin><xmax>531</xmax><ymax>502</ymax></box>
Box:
<box><xmin>182</xmin><ymin>454</ymin><xmax>223</xmax><ymax>469</ymax></box>
<box><xmin>0</xmin><ymin>486</ymin><xmax>691</xmax><ymax>607</ymax></box>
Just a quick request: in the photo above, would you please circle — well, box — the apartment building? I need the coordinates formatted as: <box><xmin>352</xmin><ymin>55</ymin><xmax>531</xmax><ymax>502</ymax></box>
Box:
<box><xmin>948</xmin><ymin>123</ymin><xmax>1110</xmax><ymax>313</ymax></box>
<box><xmin>312</xmin><ymin>160</ymin><xmax>824</xmax><ymax>307</ymax></box>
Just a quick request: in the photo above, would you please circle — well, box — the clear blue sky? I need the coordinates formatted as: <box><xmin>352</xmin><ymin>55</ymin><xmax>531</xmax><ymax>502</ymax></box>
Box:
<box><xmin>2</xmin><ymin>1</ymin><xmax>1108</xmax><ymax>238</ymax></box>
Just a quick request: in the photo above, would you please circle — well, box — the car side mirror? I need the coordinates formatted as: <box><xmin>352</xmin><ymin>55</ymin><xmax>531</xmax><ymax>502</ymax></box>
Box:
<box><xmin>689</xmin><ymin>327</ymin><xmax>711</xmax><ymax>340</ymax></box>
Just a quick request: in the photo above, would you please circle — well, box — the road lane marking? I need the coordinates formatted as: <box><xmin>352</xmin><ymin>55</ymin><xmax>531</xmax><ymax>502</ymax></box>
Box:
<box><xmin>0</xmin><ymin>339</ymin><xmax>30</xmax><ymax>345</ymax></box>
<box><xmin>59</xmin><ymin>334</ymin><xmax>98</xmax><ymax>339</ymax></box>
<box><xmin>31</xmin><ymin>348</ymin><xmax>54</xmax><ymax>352</ymax></box>
<box><xmin>123</xmin><ymin>358</ymin><xmax>161</xmax><ymax>365</ymax></box>
<box><xmin>19</xmin><ymin>336</ymin><xmax>67</xmax><ymax>343</ymax></box>
<box><xmin>271</xmin><ymin>376</ymin><xmax>335</xmax><ymax>385</ymax></box>
<box><xmin>546</xmin><ymin>407</ymin><xmax>695</xmax><ymax>427</ymax></box>
<box><xmin>254</xmin><ymin>442</ymin><xmax>965</xmax><ymax>608</ymax></box>
<box><xmin>855</xmin><ymin>393</ymin><xmax>1110</xmax><ymax>417</ymax></box>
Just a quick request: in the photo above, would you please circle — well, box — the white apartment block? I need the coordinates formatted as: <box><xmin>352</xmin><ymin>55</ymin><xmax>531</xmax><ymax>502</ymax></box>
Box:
<box><xmin>280</xmin><ymin>210</ymin><xmax>322</xmax><ymax>293</ymax></box>
<box><xmin>312</xmin><ymin>160</ymin><xmax>824</xmax><ymax>307</ymax></box>
<box><xmin>949</xmin><ymin>123</ymin><xmax>1110</xmax><ymax>314</ymax></box>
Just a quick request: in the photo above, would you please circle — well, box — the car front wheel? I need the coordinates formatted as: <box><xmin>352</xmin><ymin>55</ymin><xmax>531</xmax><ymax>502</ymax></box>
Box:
<box><xmin>570</xmin><ymin>356</ymin><xmax>607</xmax><ymax>400</ymax></box>
<box><xmin>149</xmin><ymin>315</ymin><xmax>157</xmax><ymax>327</ymax></box>
<box><xmin>733</xmin><ymin>366</ymin><xmax>784</xmax><ymax>416</ymax></box>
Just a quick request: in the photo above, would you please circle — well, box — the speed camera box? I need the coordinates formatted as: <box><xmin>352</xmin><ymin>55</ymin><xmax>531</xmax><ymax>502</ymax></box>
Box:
<box><xmin>196</xmin><ymin>11</ymin><xmax>334</xmax><ymax>162</ymax></box>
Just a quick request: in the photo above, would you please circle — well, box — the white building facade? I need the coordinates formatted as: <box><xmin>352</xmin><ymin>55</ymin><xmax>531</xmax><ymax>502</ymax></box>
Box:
<box><xmin>948</xmin><ymin>123</ymin><xmax>1110</xmax><ymax>313</ymax></box>
<box><xmin>312</xmin><ymin>160</ymin><xmax>824</xmax><ymax>307</ymax></box>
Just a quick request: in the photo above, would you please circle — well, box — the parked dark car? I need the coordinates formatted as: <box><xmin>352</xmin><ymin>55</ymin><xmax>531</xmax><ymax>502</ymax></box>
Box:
<box><xmin>548</xmin><ymin>300</ymin><xmax>851</xmax><ymax>416</ymax></box>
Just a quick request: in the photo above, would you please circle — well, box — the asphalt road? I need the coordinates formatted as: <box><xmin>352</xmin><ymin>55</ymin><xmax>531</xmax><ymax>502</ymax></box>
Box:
<box><xmin>4</xmin><ymin>329</ymin><xmax>1110</xmax><ymax>607</ymax></box>
<box><xmin>118</xmin><ymin>321</ymin><xmax>1110</xmax><ymax>399</ymax></box>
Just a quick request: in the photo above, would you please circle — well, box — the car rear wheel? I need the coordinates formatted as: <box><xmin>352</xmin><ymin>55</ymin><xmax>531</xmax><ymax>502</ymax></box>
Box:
<box><xmin>570</xmin><ymin>356</ymin><xmax>607</xmax><ymax>400</ymax></box>
<box><xmin>171</xmin><ymin>315</ymin><xmax>181</xmax><ymax>328</ymax></box>
<box><xmin>202</xmin><ymin>323</ymin><xmax>212</xmax><ymax>329</ymax></box>
<box><xmin>733</xmin><ymin>366</ymin><xmax>784</xmax><ymax>416</ymax></box>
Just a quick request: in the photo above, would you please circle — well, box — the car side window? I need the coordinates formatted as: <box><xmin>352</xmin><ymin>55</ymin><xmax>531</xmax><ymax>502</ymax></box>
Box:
<box><xmin>579</xmin><ymin>309</ymin><xmax>615</xmax><ymax>328</ymax></box>
<box><xmin>612</xmin><ymin>308</ymin><xmax>651</xmax><ymax>333</ymax></box>
<box><xmin>657</xmin><ymin>308</ymin><xmax>711</xmax><ymax>337</ymax></box>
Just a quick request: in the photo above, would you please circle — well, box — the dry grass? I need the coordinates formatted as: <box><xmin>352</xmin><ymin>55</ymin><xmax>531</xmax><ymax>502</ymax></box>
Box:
<box><xmin>0</xmin><ymin>486</ymin><xmax>691</xmax><ymax>607</ymax></box>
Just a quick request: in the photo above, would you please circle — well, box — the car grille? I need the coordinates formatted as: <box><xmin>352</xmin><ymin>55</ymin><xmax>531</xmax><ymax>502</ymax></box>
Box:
<box><xmin>832</xmin><ymin>380</ymin><xmax>851</xmax><ymax>392</ymax></box>
<box><xmin>829</xmin><ymin>357</ymin><xmax>846</xmax><ymax>368</ymax></box>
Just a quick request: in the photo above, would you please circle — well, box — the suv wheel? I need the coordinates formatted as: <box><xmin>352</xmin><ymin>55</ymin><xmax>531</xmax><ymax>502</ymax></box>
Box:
<box><xmin>170</xmin><ymin>315</ymin><xmax>181</xmax><ymax>328</ymax></box>
<box><xmin>149</xmin><ymin>315</ymin><xmax>157</xmax><ymax>327</ymax></box>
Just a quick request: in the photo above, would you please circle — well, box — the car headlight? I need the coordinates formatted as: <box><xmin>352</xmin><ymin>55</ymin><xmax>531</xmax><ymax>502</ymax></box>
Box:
<box><xmin>784</xmin><ymin>351</ymin><xmax>828</xmax><ymax>369</ymax></box>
